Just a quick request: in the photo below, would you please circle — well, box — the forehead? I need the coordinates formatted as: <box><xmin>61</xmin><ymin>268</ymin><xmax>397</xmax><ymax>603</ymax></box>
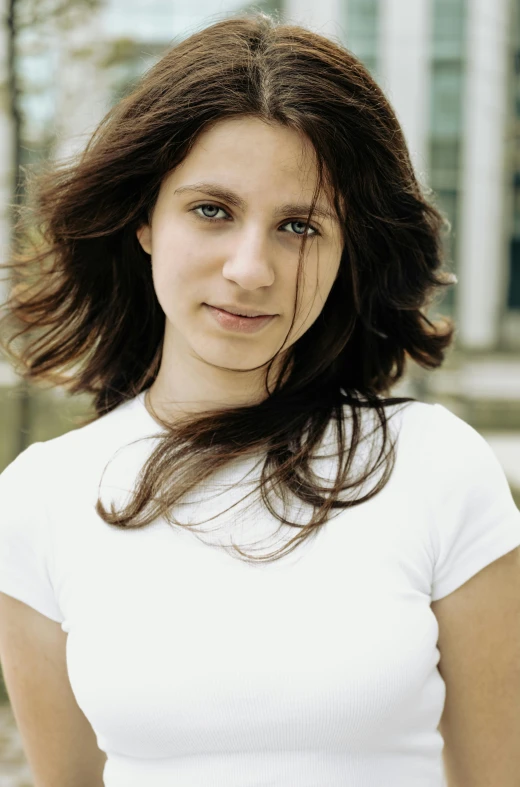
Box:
<box><xmin>166</xmin><ymin>117</ymin><xmax>321</xmax><ymax>192</ymax></box>
<box><xmin>158</xmin><ymin>116</ymin><xmax>340</xmax><ymax>222</ymax></box>
<box><xmin>192</xmin><ymin>115</ymin><xmax>316</xmax><ymax>162</ymax></box>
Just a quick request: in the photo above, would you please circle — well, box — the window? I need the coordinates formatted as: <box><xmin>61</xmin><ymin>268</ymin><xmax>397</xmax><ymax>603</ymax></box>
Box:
<box><xmin>342</xmin><ymin>0</ymin><xmax>380</xmax><ymax>78</ymax></box>
<box><xmin>430</xmin><ymin>61</ymin><xmax>465</xmax><ymax>139</ymax></box>
<box><xmin>508</xmin><ymin>1</ymin><xmax>520</xmax><ymax>310</ymax></box>
<box><xmin>509</xmin><ymin>239</ymin><xmax>520</xmax><ymax>308</ymax></box>
<box><xmin>428</xmin><ymin>0</ymin><xmax>467</xmax><ymax>314</ymax></box>
<box><xmin>431</xmin><ymin>0</ymin><xmax>466</xmax><ymax>59</ymax></box>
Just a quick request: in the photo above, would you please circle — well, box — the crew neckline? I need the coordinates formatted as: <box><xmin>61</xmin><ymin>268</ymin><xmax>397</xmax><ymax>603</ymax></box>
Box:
<box><xmin>134</xmin><ymin>390</ymin><xmax>169</xmax><ymax>432</ymax></box>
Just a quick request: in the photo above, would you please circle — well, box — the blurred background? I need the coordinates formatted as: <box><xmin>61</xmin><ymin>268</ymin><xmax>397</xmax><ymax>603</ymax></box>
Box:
<box><xmin>0</xmin><ymin>0</ymin><xmax>519</xmax><ymax>782</ymax></box>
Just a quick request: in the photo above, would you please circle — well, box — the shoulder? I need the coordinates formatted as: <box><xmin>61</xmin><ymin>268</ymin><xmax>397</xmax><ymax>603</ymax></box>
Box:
<box><xmin>387</xmin><ymin>398</ymin><xmax>475</xmax><ymax>438</ymax></box>
<box><xmin>369</xmin><ymin>399</ymin><xmax>512</xmax><ymax>503</ymax></box>
<box><xmin>392</xmin><ymin>401</ymin><xmax>518</xmax><ymax>529</ymax></box>
<box><xmin>0</xmin><ymin>393</ymin><xmax>155</xmax><ymax>490</ymax></box>
<box><xmin>0</xmin><ymin>440</ymin><xmax>47</xmax><ymax>501</ymax></box>
<box><xmin>389</xmin><ymin>400</ymin><xmax>494</xmax><ymax>466</ymax></box>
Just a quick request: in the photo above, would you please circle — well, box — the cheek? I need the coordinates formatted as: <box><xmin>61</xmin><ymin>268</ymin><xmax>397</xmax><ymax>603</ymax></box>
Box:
<box><xmin>287</xmin><ymin>253</ymin><xmax>340</xmax><ymax>342</ymax></box>
<box><xmin>151</xmin><ymin>231</ymin><xmax>203</xmax><ymax>299</ymax></box>
<box><xmin>300</xmin><ymin>255</ymin><xmax>338</xmax><ymax>313</ymax></box>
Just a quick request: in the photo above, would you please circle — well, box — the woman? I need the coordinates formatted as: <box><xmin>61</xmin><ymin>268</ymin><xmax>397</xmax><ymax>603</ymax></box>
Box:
<box><xmin>0</xmin><ymin>12</ymin><xmax>519</xmax><ymax>787</ymax></box>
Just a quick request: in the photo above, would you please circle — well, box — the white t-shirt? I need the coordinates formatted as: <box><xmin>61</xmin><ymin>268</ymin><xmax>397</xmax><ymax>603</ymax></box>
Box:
<box><xmin>1</xmin><ymin>391</ymin><xmax>520</xmax><ymax>787</ymax></box>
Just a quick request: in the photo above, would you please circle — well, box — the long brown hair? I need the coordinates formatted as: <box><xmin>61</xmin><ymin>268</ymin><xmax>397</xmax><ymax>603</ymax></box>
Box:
<box><xmin>1</xmin><ymin>12</ymin><xmax>455</xmax><ymax>563</ymax></box>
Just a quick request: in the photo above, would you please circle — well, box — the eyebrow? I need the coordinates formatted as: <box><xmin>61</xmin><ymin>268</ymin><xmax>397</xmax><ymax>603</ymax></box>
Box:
<box><xmin>173</xmin><ymin>182</ymin><xmax>338</xmax><ymax>224</ymax></box>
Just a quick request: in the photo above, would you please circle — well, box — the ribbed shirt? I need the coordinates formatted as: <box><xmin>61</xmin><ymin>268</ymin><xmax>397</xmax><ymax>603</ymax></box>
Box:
<box><xmin>1</xmin><ymin>391</ymin><xmax>520</xmax><ymax>787</ymax></box>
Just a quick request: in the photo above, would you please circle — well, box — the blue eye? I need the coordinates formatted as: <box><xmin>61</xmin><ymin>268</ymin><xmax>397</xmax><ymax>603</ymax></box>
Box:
<box><xmin>192</xmin><ymin>203</ymin><xmax>320</xmax><ymax>237</ymax></box>
<box><xmin>194</xmin><ymin>204</ymin><xmax>229</xmax><ymax>221</ymax></box>
<box><xmin>288</xmin><ymin>220</ymin><xmax>318</xmax><ymax>237</ymax></box>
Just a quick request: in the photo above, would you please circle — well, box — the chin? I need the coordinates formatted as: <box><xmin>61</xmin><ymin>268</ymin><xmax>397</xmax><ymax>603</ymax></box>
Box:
<box><xmin>212</xmin><ymin>354</ymin><xmax>271</xmax><ymax>372</ymax></box>
<box><xmin>196</xmin><ymin>343</ymin><xmax>272</xmax><ymax>372</ymax></box>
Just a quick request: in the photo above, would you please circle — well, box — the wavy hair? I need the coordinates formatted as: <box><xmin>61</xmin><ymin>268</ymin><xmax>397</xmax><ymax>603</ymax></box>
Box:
<box><xmin>1</xmin><ymin>13</ymin><xmax>456</xmax><ymax>563</ymax></box>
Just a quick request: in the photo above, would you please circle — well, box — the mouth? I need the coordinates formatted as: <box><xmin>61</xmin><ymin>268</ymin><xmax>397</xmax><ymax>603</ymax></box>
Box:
<box><xmin>207</xmin><ymin>304</ymin><xmax>274</xmax><ymax>317</ymax></box>
<box><xmin>203</xmin><ymin>304</ymin><xmax>277</xmax><ymax>333</ymax></box>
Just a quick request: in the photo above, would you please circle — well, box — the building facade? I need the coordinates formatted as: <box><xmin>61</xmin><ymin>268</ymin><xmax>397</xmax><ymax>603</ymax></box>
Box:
<box><xmin>287</xmin><ymin>0</ymin><xmax>518</xmax><ymax>352</ymax></box>
<box><xmin>1</xmin><ymin>0</ymin><xmax>518</xmax><ymax>378</ymax></box>
<box><xmin>4</xmin><ymin>0</ymin><xmax>518</xmax><ymax>353</ymax></box>
<box><xmin>98</xmin><ymin>0</ymin><xmax>520</xmax><ymax>351</ymax></box>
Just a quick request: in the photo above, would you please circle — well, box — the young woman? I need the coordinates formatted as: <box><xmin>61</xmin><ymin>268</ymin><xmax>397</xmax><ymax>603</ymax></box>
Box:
<box><xmin>1</xmin><ymin>12</ymin><xmax>519</xmax><ymax>787</ymax></box>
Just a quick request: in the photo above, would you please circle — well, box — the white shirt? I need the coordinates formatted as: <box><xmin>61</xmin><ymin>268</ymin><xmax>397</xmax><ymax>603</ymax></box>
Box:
<box><xmin>1</xmin><ymin>391</ymin><xmax>519</xmax><ymax>787</ymax></box>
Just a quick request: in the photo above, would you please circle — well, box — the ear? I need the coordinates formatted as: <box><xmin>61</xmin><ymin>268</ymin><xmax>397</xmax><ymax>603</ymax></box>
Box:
<box><xmin>136</xmin><ymin>224</ymin><xmax>152</xmax><ymax>255</ymax></box>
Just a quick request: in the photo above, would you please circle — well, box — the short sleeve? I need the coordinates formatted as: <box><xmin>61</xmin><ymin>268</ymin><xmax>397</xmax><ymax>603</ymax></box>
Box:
<box><xmin>0</xmin><ymin>441</ymin><xmax>63</xmax><ymax>622</ymax></box>
<box><xmin>427</xmin><ymin>405</ymin><xmax>520</xmax><ymax>602</ymax></box>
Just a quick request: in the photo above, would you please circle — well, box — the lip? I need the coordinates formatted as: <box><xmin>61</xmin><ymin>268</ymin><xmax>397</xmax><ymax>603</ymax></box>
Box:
<box><xmin>209</xmin><ymin>303</ymin><xmax>274</xmax><ymax>317</ymax></box>
<box><xmin>203</xmin><ymin>304</ymin><xmax>277</xmax><ymax>334</ymax></box>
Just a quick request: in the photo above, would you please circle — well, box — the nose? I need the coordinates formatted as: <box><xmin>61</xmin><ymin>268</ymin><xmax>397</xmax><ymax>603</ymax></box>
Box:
<box><xmin>221</xmin><ymin>227</ymin><xmax>275</xmax><ymax>290</ymax></box>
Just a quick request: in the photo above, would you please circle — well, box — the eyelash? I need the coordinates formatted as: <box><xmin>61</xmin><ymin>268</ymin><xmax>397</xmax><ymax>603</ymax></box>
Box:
<box><xmin>191</xmin><ymin>203</ymin><xmax>321</xmax><ymax>238</ymax></box>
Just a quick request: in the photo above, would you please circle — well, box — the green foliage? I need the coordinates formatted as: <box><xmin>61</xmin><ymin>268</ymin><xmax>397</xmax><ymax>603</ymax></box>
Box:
<box><xmin>239</xmin><ymin>0</ymin><xmax>281</xmax><ymax>18</ymax></box>
<box><xmin>14</xmin><ymin>0</ymin><xmax>102</xmax><ymax>33</ymax></box>
<box><xmin>100</xmin><ymin>37</ymin><xmax>143</xmax><ymax>69</ymax></box>
<box><xmin>100</xmin><ymin>38</ymin><xmax>165</xmax><ymax>103</ymax></box>
<box><xmin>0</xmin><ymin>665</ymin><xmax>8</xmax><ymax>704</ymax></box>
<box><xmin>0</xmin><ymin>385</ymin><xmax>94</xmax><ymax>473</ymax></box>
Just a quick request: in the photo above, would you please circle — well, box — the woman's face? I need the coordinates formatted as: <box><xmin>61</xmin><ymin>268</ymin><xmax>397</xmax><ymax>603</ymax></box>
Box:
<box><xmin>137</xmin><ymin>116</ymin><xmax>343</xmax><ymax>382</ymax></box>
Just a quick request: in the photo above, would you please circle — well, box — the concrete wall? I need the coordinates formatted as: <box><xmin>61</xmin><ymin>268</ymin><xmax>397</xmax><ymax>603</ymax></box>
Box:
<box><xmin>456</xmin><ymin>0</ymin><xmax>512</xmax><ymax>349</ymax></box>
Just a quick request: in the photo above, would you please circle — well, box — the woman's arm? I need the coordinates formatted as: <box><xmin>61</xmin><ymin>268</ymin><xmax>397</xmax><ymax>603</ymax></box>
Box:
<box><xmin>431</xmin><ymin>545</ymin><xmax>520</xmax><ymax>787</ymax></box>
<box><xmin>0</xmin><ymin>592</ymin><xmax>107</xmax><ymax>787</ymax></box>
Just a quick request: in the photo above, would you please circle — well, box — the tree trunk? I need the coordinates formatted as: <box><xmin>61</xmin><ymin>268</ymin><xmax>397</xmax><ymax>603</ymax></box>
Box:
<box><xmin>6</xmin><ymin>0</ymin><xmax>31</xmax><ymax>456</ymax></box>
